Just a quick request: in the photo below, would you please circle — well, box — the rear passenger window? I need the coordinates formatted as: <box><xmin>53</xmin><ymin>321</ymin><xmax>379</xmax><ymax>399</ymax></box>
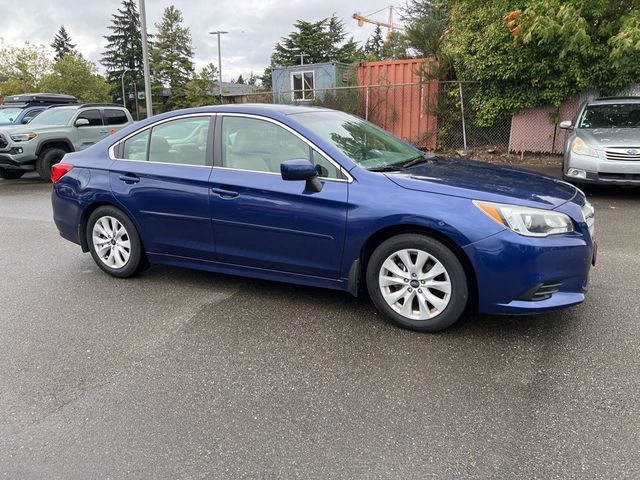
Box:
<box><xmin>77</xmin><ymin>109</ymin><xmax>103</xmax><ymax>126</ymax></box>
<box><xmin>119</xmin><ymin>116</ymin><xmax>211</xmax><ymax>165</ymax></box>
<box><xmin>103</xmin><ymin>109</ymin><xmax>128</xmax><ymax>125</ymax></box>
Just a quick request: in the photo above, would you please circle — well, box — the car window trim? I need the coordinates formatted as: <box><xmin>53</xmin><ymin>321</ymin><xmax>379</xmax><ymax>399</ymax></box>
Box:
<box><xmin>108</xmin><ymin>112</ymin><xmax>216</xmax><ymax>167</ymax></box>
<box><xmin>215</xmin><ymin>112</ymin><xmax>353</xmax><ymax>183</ymax></box>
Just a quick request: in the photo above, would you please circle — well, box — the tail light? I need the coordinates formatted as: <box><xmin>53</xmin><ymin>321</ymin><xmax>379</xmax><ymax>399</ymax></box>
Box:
<box><xmin>51</xmin><ymin>163</ymin><xmax>73</xmax><ymax>183</ymax></box>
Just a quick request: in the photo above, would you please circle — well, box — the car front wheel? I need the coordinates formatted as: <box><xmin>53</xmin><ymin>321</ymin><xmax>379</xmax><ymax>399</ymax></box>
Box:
<box><xmin>366</xmin><ymin>234</ymin><xmax>469</xmax><ymax>332</ymax></box>
<box><xmin>86</xmin><ymin>206</ymin><xmax>143</xmax><ymax>278</ymax></box>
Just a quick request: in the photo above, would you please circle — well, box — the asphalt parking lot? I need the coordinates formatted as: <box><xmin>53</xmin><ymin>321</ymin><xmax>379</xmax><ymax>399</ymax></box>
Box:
<box><xmin>1</xmin><ymin>169</ymin><xmax>639</xmax><ymax>479</ymax></box>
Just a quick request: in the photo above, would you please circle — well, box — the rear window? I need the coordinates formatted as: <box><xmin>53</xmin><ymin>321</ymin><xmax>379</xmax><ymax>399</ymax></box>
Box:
<box><xmin>579</xmin><ymin>103</ymin><xmax>640</xmax><ymax>129</ymax></box>
<box><xmin>103</xmin><ymin>109</ymin><xmax>128</xmax><ymax>125</ymax></box>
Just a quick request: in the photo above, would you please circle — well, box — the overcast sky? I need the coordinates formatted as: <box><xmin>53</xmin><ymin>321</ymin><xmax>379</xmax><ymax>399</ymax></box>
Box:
<box><xmin>0</xmin><ymin>0</ymin><xmax>401</xmax><ymax>81</ymax></box>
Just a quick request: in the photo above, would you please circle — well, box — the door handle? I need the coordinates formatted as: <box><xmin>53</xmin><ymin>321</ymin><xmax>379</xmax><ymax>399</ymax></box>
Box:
<box><xmin>211</xmin><ymin>187</ymin><xmax>239</xmax><ymax>198</ymax></box>
<box><xmin>118</xmin><ymin>174</ymin><xmax>140</xmax><ymax>184</ymax></box>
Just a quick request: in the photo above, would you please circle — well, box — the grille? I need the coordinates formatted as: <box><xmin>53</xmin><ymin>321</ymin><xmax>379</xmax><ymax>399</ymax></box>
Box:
<box><xmin>599</xmin><ymin>172</ymin><xmax>640</xmax><ymax>181</ymax></box>
<box><xmin>518</xmin><ymin>281</ymin><xmax>564</xmax><ymax>301</ymax></box>
<box><xmin>0</xmin><ymin>134</ymin><xmax>7</xmax><ymax>149</ymax></box>
<box><xmin>605</xmin><ymin>148</ymin><xmax>640</xmax><ymax>161</ymax></box>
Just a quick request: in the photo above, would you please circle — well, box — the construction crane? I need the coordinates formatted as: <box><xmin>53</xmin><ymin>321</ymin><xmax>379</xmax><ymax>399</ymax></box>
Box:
<box><xmin>352</xmin><ymin>6</ymin><xmax>405</xmax><ymax>38</ymax></box>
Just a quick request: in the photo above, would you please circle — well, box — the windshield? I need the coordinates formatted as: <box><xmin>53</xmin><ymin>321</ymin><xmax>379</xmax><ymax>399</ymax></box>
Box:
<box><xmin>293</xmin><ymin>110</ymin><xmax>427</xmax><ymax>170</ymax></box>
<box><xmin>579</xmin><ymin>103</ymin><xmax>640</xmax><ymax>129</ymax></box>
<box><xmin>30</xmin><ymin>108</ymin><xmax>76</xmax><ymax>126</ymax></box>
<box><xmin>0</xmin><ymin>107</ymin><xmax>22</xmax><ymax>123</ymax></box>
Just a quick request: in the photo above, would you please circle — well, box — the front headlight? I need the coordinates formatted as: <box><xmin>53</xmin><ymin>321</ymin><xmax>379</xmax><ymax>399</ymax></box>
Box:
<box><xmin>10</xmin><ymin>132</ymin><xmax>37</xmax><ymax>142</ymax></box>
<box><xmin>571</xmin><ymin>137</ymin><xmax>597</xmax><ymax>157</ymax></box>
<box><xmin>474</xmin><ymin>201</ymin><xmax>574</xmax><ymax>237</ymax></box>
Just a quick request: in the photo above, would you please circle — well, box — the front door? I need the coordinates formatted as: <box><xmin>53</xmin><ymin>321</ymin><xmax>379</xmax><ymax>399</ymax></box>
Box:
<box><xmin>110</xmin><ymin>114</ymin><xmax>215</xmax><ymax>260</ymax></box>
<box><xmin>73</xmin><ymin>109</ymin><xmax>110</xmax><ymax>150</ymax></box>
<box><xmin>209</xmin><ymin>115</ymin><xmax>349</xmax><ymax>279</ymax></box>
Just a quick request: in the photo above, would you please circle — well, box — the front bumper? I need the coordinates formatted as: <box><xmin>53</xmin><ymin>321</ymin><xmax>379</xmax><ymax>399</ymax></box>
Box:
<box><xmin>0</xmin><ymin>151</ymin><xmax>37</xmax><ymax>170</ymax></box>
<box><xmin>565</xmin><ymin>150</ymin><xmax>640</xmax><ymax>185</ymax></box>
<box><xmin>464</xmin><ymin>228</ymin><xmax>594</xmax><ymax>315</ymax></box>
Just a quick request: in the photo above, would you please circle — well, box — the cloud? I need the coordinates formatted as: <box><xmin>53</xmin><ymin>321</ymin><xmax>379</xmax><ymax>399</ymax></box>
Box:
<box><xmin>0</xmin><ymin>0</ymin><xmax>399</xmax><ymax>81</ymax></box>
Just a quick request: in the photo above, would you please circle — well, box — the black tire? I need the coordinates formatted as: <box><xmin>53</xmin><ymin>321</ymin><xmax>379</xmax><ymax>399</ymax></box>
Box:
<box><xmin>0</xmin><ymin>168</ymin><xmax>26</xmax><ymax>180</ymax></box>
<box><xmin>86</xmin><ymin>206</ymin><xmax>144</xmax><ymax>278</ymax></box>
<box><xmin>36</xmin><ymin>148</ymin><xmax>67</xmax><ymax>182</ymax></box>
<box><xmin>366</xmin><ymin>234</ymin><xmax>469</xmax><ymax>332</ymax></box>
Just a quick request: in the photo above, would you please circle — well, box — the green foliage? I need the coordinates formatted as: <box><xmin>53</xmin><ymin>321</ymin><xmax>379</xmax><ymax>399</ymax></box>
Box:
<box><xmin>443</xmin><ymin>0</ymin><xmax>640</xmax><ymax>125</ymax></box>
<box><xmin>185</xmin><ymin>63</ymin><xmax>219</xmax><ymax>107</ymax></box>
<box><xmin>151</xmin><ymin>5</ymin><xmax>194</xmax><ymax>112</ymax></box>
<box><xmin>364</xmin><ymin>26</ymin><xmax>385</xmax><ymax>60</ymax></box>
<box><xmin>101</xmin><ymin>0</ymin><xmax>148</xmax><ymax>110</ymax></box>
<box><xmin>40</xmin><ymin>53</ymin><xmax>110</xmax><ymax>102</ymax></box>
<box><xmin>403</xmin><ymin>0</ymin><xmax>449</xmax><ymax>58</ymax></box>
<box><xmin>380</xmin><ymin>31</ymin><xmax>410</xmax><ymax>60</ymax></box>
<box><xmin>271</xmin><ymin>15</ymin><xmax>362</xmax><ymax>66</ymax></box>
<box><xmin>51</xmin><ymin>25</ymin><xmax>76</xmax><ymax>61</ymax></box>
<box><xmin>0</xmin><ymin>42</ymin><xmax>52</xmax><ymax>95</ymax></box>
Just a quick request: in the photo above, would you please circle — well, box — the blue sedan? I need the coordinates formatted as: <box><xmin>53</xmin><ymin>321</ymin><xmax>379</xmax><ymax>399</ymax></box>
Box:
<box><xmin>51</xmin><ymin>105</ymin><xmax>596</xmax><ymax>332</ymax></box>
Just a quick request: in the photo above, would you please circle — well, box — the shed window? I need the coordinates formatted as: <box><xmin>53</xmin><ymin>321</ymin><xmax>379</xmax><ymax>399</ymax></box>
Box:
<box><xmin>291</xmin><ymin>71</ymin><xmax>315</xmax><ymax>100</ymax></box>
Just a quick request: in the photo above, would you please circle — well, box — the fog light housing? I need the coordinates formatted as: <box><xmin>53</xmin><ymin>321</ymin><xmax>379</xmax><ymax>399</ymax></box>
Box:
<box><xmin>567</xmin><ymin>168</ymin><xmax>587</xmax><ymax>179</ymax></box>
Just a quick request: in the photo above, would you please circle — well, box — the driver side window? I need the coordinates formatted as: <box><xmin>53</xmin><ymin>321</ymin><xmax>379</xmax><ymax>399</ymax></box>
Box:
<box><xmin>221</xmin><ymin>116</ymin><xmax>343</xmax><ymax>179</ymax></box>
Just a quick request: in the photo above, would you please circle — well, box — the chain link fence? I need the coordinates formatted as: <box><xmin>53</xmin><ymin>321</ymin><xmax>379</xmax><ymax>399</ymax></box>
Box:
<box><xmin>241</xmin><ymin>81</ymin><xmax>513</xmax><ymax>155</ymax></box>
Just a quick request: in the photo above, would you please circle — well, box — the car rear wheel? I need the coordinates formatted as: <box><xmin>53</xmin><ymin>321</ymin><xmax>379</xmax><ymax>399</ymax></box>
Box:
<box><xmin>0</xmin><ymin>168</ymin><xmax>25</xmax><ymax>180</ymax></box>
<box><xmin>86</xmin><ymin>206</ymin><xmax>143</xmax><ymax>278</ymax></box>
<box><xmin>366</xmin><ymin>234</ymin><xmax>469</xmax><ymax>332</ymax></box>
<box><xmin>36</xmin><ymin>148</ymin><xmax>67</xmax><ymax>182</ymax></box>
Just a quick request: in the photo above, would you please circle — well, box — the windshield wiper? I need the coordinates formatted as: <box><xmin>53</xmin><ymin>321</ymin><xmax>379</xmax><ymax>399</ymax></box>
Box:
<box><xmin>401</xmin><ymin>154</ymin><xmax>432</xmax><ymax>169</ymax></box>
<box><xmin>368</xmin><ymin>165</ymin><xmax>405</xmax><ymax>172</ymax></box>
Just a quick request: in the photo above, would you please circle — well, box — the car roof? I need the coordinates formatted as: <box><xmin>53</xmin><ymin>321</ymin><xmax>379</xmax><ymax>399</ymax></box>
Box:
<box><xmin>179</xmin><ymin>103</ymin><xmax>333</xmax><ymax>116</ymax></box>
<box><xmin>46</xmin><ymin>103</ymin><xmax>127</xmax><ymax>110</ymax></box>
<box><xmin>588</xmin><ymin>96</ymin><xmax>640</xmax><ymax>105</ymax></box>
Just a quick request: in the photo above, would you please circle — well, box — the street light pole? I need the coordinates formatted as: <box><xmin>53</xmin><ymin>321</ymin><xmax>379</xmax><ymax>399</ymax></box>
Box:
<box><xmin>139</xmin><ymin>0</ymin><xmax>153</xmax><ymax>117</ymax></box>
<box><xmin>120</xmin><ymin>68</ymin><xmax>131</xmax><ymax>108</ymax></box>
<box><xmin>209</xmin><ymin>31</ymin><xmax>228</xmax><ymax>104</ymax></box>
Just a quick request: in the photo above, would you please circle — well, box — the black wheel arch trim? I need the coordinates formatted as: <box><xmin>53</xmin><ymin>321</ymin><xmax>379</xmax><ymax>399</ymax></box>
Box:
<box><xmin>36</xmin><ymin>138</ymin><xmax>75</xmax><ymax>156</ymax></box>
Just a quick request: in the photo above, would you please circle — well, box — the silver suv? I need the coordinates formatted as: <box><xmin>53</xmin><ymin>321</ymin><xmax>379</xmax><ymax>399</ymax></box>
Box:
<box><xmin>0</xmin><ymin>104</ymin><xmax>133</xmax><ymax>181</ymax></box>
<box><xmin>560</xmin><ymin>97</ymin><xmax>640</xmax><ymax>186</ymax></box>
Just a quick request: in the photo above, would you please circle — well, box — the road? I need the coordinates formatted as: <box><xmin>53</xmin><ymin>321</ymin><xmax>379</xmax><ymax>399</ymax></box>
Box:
<box><xmin>1</xmin><ymin>170</ymin><xmax>639</xmax><ymax>479</ymax></box>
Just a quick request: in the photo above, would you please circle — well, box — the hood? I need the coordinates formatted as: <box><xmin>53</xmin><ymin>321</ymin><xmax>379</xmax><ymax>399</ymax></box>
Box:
<box><xmin>384</xmin><ymin>157</ymin><xmax>577</xmax><ymax>209</ymax></box>
<box><xmin>0</xmin><ymin>124</ymin><xmax>61</xmax><ymax>135</ymax></box>
<box><xmin>577</xmin><ymin>128</ymin><xmax>640</xmax><ymax>148</ymax></box>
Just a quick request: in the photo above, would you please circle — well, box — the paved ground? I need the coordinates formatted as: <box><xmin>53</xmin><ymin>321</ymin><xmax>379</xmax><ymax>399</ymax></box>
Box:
<box><xmin>1</xmin><ymin>169</ymin><xmax>639</xmax><ymax>479</ymax></box>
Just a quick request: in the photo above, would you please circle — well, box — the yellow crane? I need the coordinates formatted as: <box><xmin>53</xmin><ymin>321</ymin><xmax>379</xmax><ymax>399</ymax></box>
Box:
<box><xmin>352</xmin><ymin>6</ymin><xmax>405</xmax><ymax>38</ymax></box>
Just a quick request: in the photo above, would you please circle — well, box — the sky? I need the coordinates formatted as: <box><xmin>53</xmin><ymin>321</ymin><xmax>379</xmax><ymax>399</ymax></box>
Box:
<box><xmin>0</xmin><ymin>0</ymin><xmax>402</xmax><ymax>82</ymax></box>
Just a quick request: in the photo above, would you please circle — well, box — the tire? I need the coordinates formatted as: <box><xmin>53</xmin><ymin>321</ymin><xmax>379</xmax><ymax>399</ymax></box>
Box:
<box><xmin>36</xmin><ymin>148</ymin><xmax>67</xmax><ymax>182</ymax></box>
<box><xmin>0</xmin><ymin>168</ymin><xmax>26</xmax><ymax>180</ymax></box>
<box><xmin>366</xmin><ymin>234</ymin><xmax>469</xmax><ymax>332</ymax></box>
<box><xmin>86</xmin><ymin>206</ymin><xmax>143</xmax><ymax>278</ymax></box>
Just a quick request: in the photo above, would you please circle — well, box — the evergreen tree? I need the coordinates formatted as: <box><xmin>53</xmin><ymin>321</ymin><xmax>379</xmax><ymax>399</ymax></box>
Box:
<box><xmin>185</xmin><ymin>63</ymin><xmax>218</xmax><ymax>107</ymax></box>
<box><xmin>272</xmin><ymin>15</ymin><xmax>362</xmax><ymax>66</ymax></box>
<box><xmin>151</xmin><ymin>5</ymin><xmax>194</xmax><ymax>111</ymax></box>
<box><xmin>51</xmin><ymin>26</ymin><xmax>76</xmax><ymax>61</ymax></box>
<box><xmin>380</xmin><ymin>31</ymin><xmax>410</xmax><ymax>60</ymax></box>
<box><xmin>236</xmin><ymin>74</ymin><xmax>245</xmax><ymax>84</ymax></box>
<box><xmin>246</xmin><ymin>72</ymin><xmax>258</xmax><ymax>86</ymax></box>
<box><xmin>101</xmin><ymin>0</ymin><xmax>148</xmax><ymax>111</ymax></box>
<box><xmin>364</xmin><ymin>26</ymin><xmax>384</xmax><ymax>60</ymax></box>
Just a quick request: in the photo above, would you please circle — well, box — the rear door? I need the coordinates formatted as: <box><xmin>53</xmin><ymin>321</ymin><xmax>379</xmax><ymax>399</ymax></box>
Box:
<box><xmin>102</xmin><ymin>108</ymin><xmax>131</xmax><ymax>134</ymax></box>
<box><xmin>110</xmin><ymin>114</ymin><xmax>216</xmax><ymax>260</ymax></box>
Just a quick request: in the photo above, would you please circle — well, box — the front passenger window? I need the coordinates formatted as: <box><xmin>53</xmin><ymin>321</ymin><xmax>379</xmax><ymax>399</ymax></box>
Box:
<box><xmin>76</xmin><ymin>109</ymin><xmax>102</xmax><ymax>126</ymax></box>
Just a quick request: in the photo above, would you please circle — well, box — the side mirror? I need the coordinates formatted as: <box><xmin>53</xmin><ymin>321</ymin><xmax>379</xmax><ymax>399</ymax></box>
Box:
<box><xmin>21</xmin><ymin>118</ymin><xmax>30</xmax><ymax>124</ymax></box>
<box><xmin>558</xmin><ymin>120</ymin><xmax>573</xmax><ymax>130</ymax></box>
<box><xmin>75</xmin><ymin>118</ymin><xmax>90</xmax><ymax>127</ymax></box>
<box><xmin>280</xmin><ymin>159</ymin><xmax>323</xmax><ymax>192</ymax></box>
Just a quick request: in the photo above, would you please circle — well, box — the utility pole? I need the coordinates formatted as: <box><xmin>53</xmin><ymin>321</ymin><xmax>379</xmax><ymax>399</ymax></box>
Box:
<box><xmin>209</xmin><ymin>31</ymin><xmax>228</xmax><ymax>103</ymax></box>
<box><xmin>139</xmin><ymin>0</ymin><xmax>153</xmax><ymax>117</ymax></box>
<box><xmin>120</xmin><ymin>68</ymin><xmax>130</xmax><ymax>109</ymax></box>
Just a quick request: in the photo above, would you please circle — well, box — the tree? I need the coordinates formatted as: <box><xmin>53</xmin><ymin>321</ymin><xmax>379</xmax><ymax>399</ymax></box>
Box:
<box><xmin>51</xmin><ymin>25</ymin><xmax>76</xmax><ymax>61</ymax></box>
<box><xmin>403</xmin><ymin>0</ymin><xmax>449</xmax><ymax>58</ymax></box>
<box><xmin>40</xmin><ymin>53</ymin><xmax>110</xmax><ymax>102</ymax></box>
<box><xmin>236</xmin><ymin>74</ymin><xmax>245</xmax><ymax>84</ymax></box>
<box><xmin>271</xmin><ymin>15</ymin><xmax>362</xmax><ymax>66</ymax></box>
<box><xmin>443</xmin><ymin>0</ymin><xmax>640</xmax><ymax>125</ymax></box>
<box><xmin>151</xmin><ymin>5</ymin><xmax>194</xmax><ymax>111</ymax></box>
<box><xmin>185</xmin><ymin>63</ymin><xmax>219</xmax><ymax>107</ymax></box>
<box><xmin>0</xmin><ymin>42</ymin><xmax>51</xmax><ymax>95</ymax></box>
<box><xmin>380</xmin><ymin>31</ymin><xmax>410</xmax><ymax>60</ymax></box>
<box><xmin>101</xmin><ymin>0</ymin><xmax>147</xmax><ymax>111</ymax></box>
<box><xmin>364</xmin><ymin>26</ymin><xmax>384</xmax><ymax>61</ymax></box>
<box><xmin>247</xmin><ymin>72</ymin><xmax>258</xmax><ymax>86</ymax></box>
